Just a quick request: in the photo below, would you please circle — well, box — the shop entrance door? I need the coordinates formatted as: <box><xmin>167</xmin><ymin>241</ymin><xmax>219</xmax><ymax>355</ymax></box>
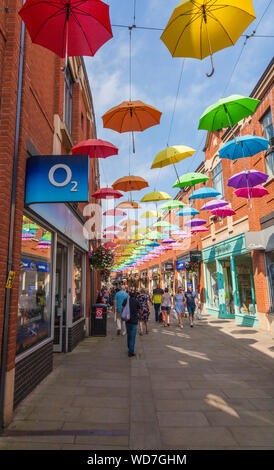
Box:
<box><xmin>54</xmin><ymin>243</ymin><xmax>68</xmax><ymax>352</ymax></box>
<box><xmin>222</xmin><ymin>260</ymin><xmax>234</xmax><ymax>315</ymax></box>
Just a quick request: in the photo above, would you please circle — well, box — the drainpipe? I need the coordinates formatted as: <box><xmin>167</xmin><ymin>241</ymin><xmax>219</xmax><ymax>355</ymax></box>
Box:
<box><xmin>0</xmin><ymin>6</ymin><xmax>26</xmax><ymax>429</ymax></box>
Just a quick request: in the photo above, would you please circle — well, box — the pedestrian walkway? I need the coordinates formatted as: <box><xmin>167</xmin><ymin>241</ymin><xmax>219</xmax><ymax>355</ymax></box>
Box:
<box><xmin>1</xmin><ymin>312</ymin><xmax>274</xmax><ymax>450</ymax></box>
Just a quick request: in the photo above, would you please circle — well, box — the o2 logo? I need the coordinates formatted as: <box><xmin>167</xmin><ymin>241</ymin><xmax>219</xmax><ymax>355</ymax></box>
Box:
<box><xmin>48</xmin><ymin>164</ymin><xmax>78</xmax><ymax>192</ymax></box>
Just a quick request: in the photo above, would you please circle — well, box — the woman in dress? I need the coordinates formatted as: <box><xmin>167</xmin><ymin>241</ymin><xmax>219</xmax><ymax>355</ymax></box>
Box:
<box><xmin>174</xmin><ymin>286</ymin><xmax>186</xmax><ymax>329</ymax></box>
<box><xmin>161</xmin><ymin>288</ymin><xmax>172</xmax><ymax>327</ymax></box>
<box><xmin>137</xmin><ymin>288</ymin><xmax>151</xmax><ymax>335</ymax></box>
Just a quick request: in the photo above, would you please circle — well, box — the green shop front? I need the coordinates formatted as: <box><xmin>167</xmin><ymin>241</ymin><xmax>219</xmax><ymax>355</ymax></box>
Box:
<box><xmin>202</xmin><ymin>233</ymin><xmax>258</xmax><ymax>327</ymax></box>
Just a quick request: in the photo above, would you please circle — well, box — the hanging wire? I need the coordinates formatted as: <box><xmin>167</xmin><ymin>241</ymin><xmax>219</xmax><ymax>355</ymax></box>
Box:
<box><xmin>167</xmin><ymin>59</ymin><xmax>185</xmax><ymax>147</ymax></box>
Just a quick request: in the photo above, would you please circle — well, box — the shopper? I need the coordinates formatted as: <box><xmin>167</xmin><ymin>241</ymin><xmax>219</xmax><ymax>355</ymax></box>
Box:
<box><xmin>152</xmin><ymin>284</ymin><xmax>164</xmax><ymax>322</ymax></box>
<box><xmin>174</xmin><ymin>287</ymin><xmax>186</xmax><ymax>329</ymax></box>
<box><xmin>137</xmin><ymin>288</ymin><xmax>151</xmax><ymax>335</ymax></box>
<box><xmin>161</xmin><ymin>288</ymin><xmax>172</xmax><ymax>327</ymax></box>
<box><xmin>185</xmin><ymin>285</ymin><xmax>199</xmax><ymax>327</ymax></box>
<box><xmin>122</xmin><ymin>290</ymin><xmax>142</xmax><ymax>357</ymax></box>
<box><xmin>114</xmin><ymin>285</ymin><xmax>128</xmax><ymax>336</ymax></box>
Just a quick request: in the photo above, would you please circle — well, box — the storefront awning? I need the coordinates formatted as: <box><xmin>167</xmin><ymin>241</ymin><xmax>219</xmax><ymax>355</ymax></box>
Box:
<box><xmin>245</xmin><ymin>226</ymin><xmax>274</xmax><ymax>252</ymax></box>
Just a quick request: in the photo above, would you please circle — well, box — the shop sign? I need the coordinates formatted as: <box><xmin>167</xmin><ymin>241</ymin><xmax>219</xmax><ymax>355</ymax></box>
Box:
<box><xmin>165</xmin><ymin>263</ymin><xmax>174</xmax><ymax>271</ymax></box>
<box><xmin>25</xmin><ymin>155</ymin><xmax>89</xmax><ymax>204</ymax></box>
<box><xmin>176</xmin><ymin>259</ymin><xmax>190</xmax><ymax>271</ymax></box>
<box><xmin>21</xmin><ymin>259</ymin><xmax>50</xmax><ymax>272</ymax></box>
<box><xmin>95</xmin><ymin>307</ymin><xmax>103</xmax><ymax>319</ymax></box>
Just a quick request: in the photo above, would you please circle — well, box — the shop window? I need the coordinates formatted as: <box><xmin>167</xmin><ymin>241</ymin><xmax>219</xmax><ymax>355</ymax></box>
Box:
<box><xmin>266</xmin><ymin>252</ymin><xmax>274</xmax><ymax>313</ymax></box>
<box><xmin>235</xmin><ymin>256</ymin><xmax>256</xmax><ymax>315</ymax></box>
<box><xmin>211</xmin><ymin>161</ymin><xmax>224</xmax><ymax>197</ymax></box>
<box><xmin>206</xmin><ymin>261</ymin><xmax>219</xmax><ymax>309</ymax></box>
<box><xmin>73</xmin><ymin>248</ymin><xmax>83</xmax><ymax>322</ymax></box>
<box><xmin>260</xmin><ymin>108</ymin><xmax>274</xmax><ymax>176</ymax></box>
<box><xmin>64</xmin><ymin>66</ymin><xmax>73</xmax><ymax>134</ymax></box>
<box><xmin>17</xmin><ymin>216</ymin><xmax>53</xmax><ymax>355</ymax></box>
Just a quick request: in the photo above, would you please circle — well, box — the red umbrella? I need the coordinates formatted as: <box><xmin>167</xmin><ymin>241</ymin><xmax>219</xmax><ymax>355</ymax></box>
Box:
<box><xmin>103</xmin><ymin>209</ymin><xmax>126</xmax><ymax>216</ymax></box>
<box><xmin>72</xmin><ymin>139</ymin><xmax>118</xmax><ymax>159</ymax></box>
<box><xmin>103</xmin><ymin>234</ymin><xmax>118</xmax><ymax>239</ymax></box>
<box><xmin>104</xmin><ymin>242</ymin><xmax>116</xmax><ymax>249</ymax></box>
<box><xmin>92</xmin><ymin>188</ymin><xmax>123</xmax><ymax>199</ymax></box>
<box><xmin>211</xmin><ymin>208</ymin><xmax>236</xmax><ymax>217</ymax></box>
<box><xmin>104</xmin><ymin>226</ymin><xmax>120</xmax><ymax>232</ymax></box>
<box><xmin>19</xmin><ymin>0</ymin><xmax>112</xmax><ymax>58</ymax></box>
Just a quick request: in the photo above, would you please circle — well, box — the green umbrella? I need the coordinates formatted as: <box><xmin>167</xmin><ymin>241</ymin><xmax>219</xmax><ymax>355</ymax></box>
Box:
<box><xmin>173</xmin><ymin>172</ymin><xmax>209</xmax><ymax>188</ymax></box>
<box><xmin>160</xmin><ymin>200</ymin><xmax>185</xmax><ymax>210</ymax></box>
<box><xmin>153</xmin><ymin>221</ymin><xmax>175</xmax><ymax>228</ymax></box>
<box><xmin>198</xmin><ymin>95</ymin><xmax>260</xmax><ymax>132</ymax></box>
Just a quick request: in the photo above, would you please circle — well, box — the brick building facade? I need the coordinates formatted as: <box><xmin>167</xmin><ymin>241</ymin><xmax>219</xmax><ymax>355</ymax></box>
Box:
<box><xmin>131</xmin><ymin>58</ymin><xmax>274</xmax><ymax>333</ymax></box>
<box><xmin>0</xmin><ymin>2</ymin><xmax>100</xmax><ymax>427</ymax></box>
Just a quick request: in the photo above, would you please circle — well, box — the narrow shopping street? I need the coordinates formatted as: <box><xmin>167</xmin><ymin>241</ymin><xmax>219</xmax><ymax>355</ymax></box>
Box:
<box><xmin>1</xmin><ymin>311</ymin><xmax>274</xmax><ymax>451</ymax></box>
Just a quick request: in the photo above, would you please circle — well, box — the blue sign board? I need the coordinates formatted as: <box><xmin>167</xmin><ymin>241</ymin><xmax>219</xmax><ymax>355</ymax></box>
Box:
<box><xmin>25</xmin><ymin>155</ymin><xmax>89</xmax><ymax>204</ymax></box>
<box><xmin>176</xmin><ymin>258</ymin><xmax>190</xmax><ymax>271</ymax></box>
<box><xmin>21</xmin><ymin>259</ymin><xmax>50</xmax><ymax>272</ymax></box>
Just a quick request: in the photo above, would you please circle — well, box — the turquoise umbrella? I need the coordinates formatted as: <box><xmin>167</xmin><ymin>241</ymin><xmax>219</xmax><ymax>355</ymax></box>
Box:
<box><xmin>189</xmin><ymin>187</ymin><xmax>221</xmax><ymax>200</ymax></box>
<box><xmin>177</xmin><ymin>207</ymin><xmax>200</xmax><ymax>216</ymax></box>
<box><xmin>219</xmin><ymin>135</ymin><xmax>269</xmax><ymax>160</ymax></box>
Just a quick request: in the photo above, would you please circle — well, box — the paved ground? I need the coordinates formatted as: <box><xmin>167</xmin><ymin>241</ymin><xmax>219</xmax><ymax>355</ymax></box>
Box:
<box><xmin>1</xmin><ymin>310</ymin><xmax>274</xmax><ymax>450</ymax></box>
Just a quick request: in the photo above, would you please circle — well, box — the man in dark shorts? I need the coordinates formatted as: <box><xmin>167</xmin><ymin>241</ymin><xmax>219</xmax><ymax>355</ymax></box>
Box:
<box><xmin>184</xmin><ymin>285</ymin><xmax>199</xmax><ymax>328</ymax></box>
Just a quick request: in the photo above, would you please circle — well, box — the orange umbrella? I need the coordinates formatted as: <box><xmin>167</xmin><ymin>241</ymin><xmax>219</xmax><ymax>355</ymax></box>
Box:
<box><xmin>112</xmin><ymin>175</ymin><xmax>148</xmax><ymax>192</ymax></box>
<box><xmin>116</xmin><ymin>201</ymin><xmax>142</xmax><ymax>209</ymax></box>
<box><xmin>102</xmin><ymin>100</ymin><xmax>162</xmax><ymax>153</ymax></box>
<box><xmin>119</xmin><ymin>219</ymin><xmax>139</xmax><ymax>227</ymax></box>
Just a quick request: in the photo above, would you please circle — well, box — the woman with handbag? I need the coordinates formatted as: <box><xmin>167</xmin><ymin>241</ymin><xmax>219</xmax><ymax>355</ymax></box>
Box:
<box><xmin>174</xmin><ymin>286</ymin><xmax>186</xmax><ymax>329</ymax></box>
<box><xmin>122</xmin><ymin>290</ymin><xmax>142</xmax><ymax>357</ymax></box>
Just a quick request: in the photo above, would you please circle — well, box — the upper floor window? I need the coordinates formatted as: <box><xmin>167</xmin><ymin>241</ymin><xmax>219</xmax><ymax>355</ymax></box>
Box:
<box><xmin>211</xmin><ymin>161</ymin><xmax>224</xmax><ymax>197</ymax></box>
<box><xmin>260</xmin><ymin>108</ymin><xmax>274</xmax><ymax>176</ymax></box>
<box><xmin>64</xmin><ymin>66</ymin><xmax>73</xmax><ymax>135</ymax></box>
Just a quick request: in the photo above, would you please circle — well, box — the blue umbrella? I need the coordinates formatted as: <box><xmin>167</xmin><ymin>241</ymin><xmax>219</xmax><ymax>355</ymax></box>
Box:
<box><xmin>177</xmin><ymin>207</ymin><xmax>200</xmax><ymax>216</ymax></box>
<box><xmin>189</xmin><ymin>187</ymin><xmax>221</xmax><ymax>200</ymax></box>
<box><xmin>219</xmin><ymin>135</ymin><xmax>269</xmax><ymax>160</ymax></box>
<box><xmin>163</xmin><ymin>224</ymin><xmax>181</xmax><ymax>232</ymax></box>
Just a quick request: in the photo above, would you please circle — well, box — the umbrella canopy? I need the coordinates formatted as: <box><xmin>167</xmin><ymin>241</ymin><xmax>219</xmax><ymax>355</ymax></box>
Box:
<box><xmin>104</xmin><ymin>242</ymin><xmax>116</xmax><ymax>250</ymax></box>
<box><xmin>102</xmin><ymin>233</ymin><xmax>118</xmax><ymax>239</ymax></box>
<box><xmin>173</xmin><ymin>172</ymin><xmax>209</xmax><ymax>188</ymax></box>
<box><xmin>112</xmin><ymin>176</ymin><xmax>148</xmax><ymax>192</ymax></box>
<box><xmin>151</xmin><ymin>145</ymin><xmax>195</xmax><ymax>169</ymax></box>
<box><xmin>160</xmin><ymin>200</ymin><xmax>185</xmax><ymax>210</ymax></box>
<box><xmin>116</xmin><ymin>201</ymin><xmax>141</xmax><ymax>209</ymax></box>
<box><xmin>160</xmin><ymin>0</ymin><xmax>255</xmax><ymax>76</ymax></box>
<box><xmin>170</xmin><ymin>230</ymin><xmax>188</xmax><ymax>237</ymax></box>
<box><xmin>201</xmin><ymin>199</ymin><xmax>229</xmax><ymax>211</ymax></box>
<box><xmin>141</xmin><ymin>191</ymin><xmax>171</xmax><ymax>202</ymax></box>
<box><xmin>228</xmin><ymin>170</ymin><xmax>268</xmax><ymax>189</ymax></box>
<box><xmin>199</xmin><ymin>95</ymin><xmax>260</xmax><ymax>132</ymax></box>
<box><xmin>145</xmin><ymin>231</ymin><xmax>168</xmax><ymax>240</ymax></box>
<box><xmin>161</xmin><ymin>238</ymin><xmax>176</xmax><ymax>244</ymax></box>
<box><xmin>102</xmin><ymin>101</ymin><xmax>162</xmax><ymax>133</ymax></box>
<box><xmin>177</xmin><ymin>207</ymin><xmax>200</xmax><ymax>216</ymax></box>
<box><xmin>219</xmin><ymin>135</ymin><xmax>269</xmax><ymax>160</ymax></box>
<box><xmin>189</xmin><ymin>187</ymin><xmax>221</xmax><ymax>199</ymax></box>
<box><xmin>119</xmin><ymin>219</ymin><xmax>139</xmax><ymax>227</ymax></box>
<box><xmin>19</xmin><ymin>0</ymin><xmax>112</xmax><ymax>58</ymax></box>
<box><xmin>191</xmin><ymin>227</ymin><xmax>208</xmax><ymax>233</ymax></box>
<box><xmin>185</xmin><ymin>218</ymin><xmax>207</xmax><ymax>227</ymax></box>
<box><xmin>104</xmin><ymin>226</ymin><xmax>120</xmax><ymax>232</ymax></box>
<box><xmin>141</xmin><ymin>211</ymin><xmax>163</xmax><ymax>219</ymax></box>
<box><xmin>153</xmin><ymin>221</ymin><xmax>176</xmax><ymax>228</ymax></box>
<box><xmin>71</xmin><ymin>139</ymin><xmax>118</xmax><ymax>158</ymax></box>
<box><xmin>211</xmin><ymin>208</ymin><xmax>236</xmax><ymax>217</ymax></box>
<box><xmin>163</xmin><ymin>225</ymin><xmax>181</xmax><ymax>232</ymax></box>
<box><xmin>92</xmin><ymin>188</ymin><xmax>123</xmax><ymax>199</ymax></box>
<box><xmin>103</xmin><ymin>209</ymin><xmax>126</xmax><ymax>216</ymax></box>
<box><xmin>234</xmin><ymin>185</ymin><xmax>269</xmax><ymax>199</ymax></box>
<box><xmin>134</xmin><ymin>227</ymin><xmax>151</xmax><ymax>234</ymax></box>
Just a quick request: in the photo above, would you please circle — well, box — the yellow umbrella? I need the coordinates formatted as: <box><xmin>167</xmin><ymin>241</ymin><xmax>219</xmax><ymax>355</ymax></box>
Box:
<box><xmin>151</xmin><ymin>145</ymin><xmax>195</xmax><ymax>179</ymax></box>
<box><xmin>141</xmin><ymin>191</ymin><xmax>171</xmax><ymax>202</ymax></box>
<box><xmin>161</xmin><ymin>0</ymin><xmax>256</xmax><ymax>76</ymax></box>
<box><xmin>141</xmin><ymin>210</ymin><xmax>163</xmax><ymax>219</ymax></box>
<box><xmin>134</xmin><ymin>227</ymin><xmax>151</xmax><ymax>234</ymax></box>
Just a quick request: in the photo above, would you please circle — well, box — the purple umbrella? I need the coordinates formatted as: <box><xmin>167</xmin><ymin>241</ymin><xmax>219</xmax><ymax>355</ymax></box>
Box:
<box><xmin>201</xmin><ymin>199</ymin><xmax>229</xmax><ymax>211</ymax></box>
<box><xmin>185</xmin><ymin>218</ymin><xmax>207</xmax><ymax>227</ymax></box>
<box><xmin>161</xmin><ymin>238</ymin><xmax>176</xmax><ymax>244</ymax></box>
<box><xmin>228</xmin><ymin>170</ymin><xmax>268</xmax><ymax>189</ymax></box>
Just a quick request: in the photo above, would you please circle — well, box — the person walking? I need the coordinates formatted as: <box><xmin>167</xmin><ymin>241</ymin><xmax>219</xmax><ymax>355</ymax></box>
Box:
<box><xmin>174</xmin><ymin>286</ymin><xmax>186</xmax><ymax>329</ymax></box>
<box><xmin>122</xmin><ymin>290</ymin><xmax>142</xmax><ymax>357</ymax></box>
<box><xmin>114</xmin><ymin>285</ymin><xmax>128</xmax><ymax>336</ymax></box>
<box><xmin>152</xmin><ymin>284</ymin><xmax>164</xmax><ymax>322</ymax></box>
<box><xmin>161</xmin><ymin>288</ymin><xmax>172</xmax><ymax>327</ymax></box>
<box><xmin>137</xmin><ymin>288</ymin><xmax>151</xmax><ymax>335</ymax></box>
<box><xmin>185</xmin><ymin>285</ymin><xmax>199</xmax><ymax>328</ymax></box>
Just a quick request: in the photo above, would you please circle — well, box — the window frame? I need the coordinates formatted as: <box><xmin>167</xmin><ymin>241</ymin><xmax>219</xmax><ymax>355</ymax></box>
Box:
<box><xmin>64</xmin><ymin>66</ymin><xmax>74</xmax><ymax>135</ymax></box>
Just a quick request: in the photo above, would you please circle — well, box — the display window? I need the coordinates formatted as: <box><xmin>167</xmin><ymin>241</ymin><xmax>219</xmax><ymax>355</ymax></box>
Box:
<box><xmin>73</xmin><ymin>248</ymin><xmax>83</xmax><ymax>322</ymax></box>
<box><xmin>17</xmin><ymin>216</ymin><xmax>53</xmax><ymax>355</ymax></box>
<box><xmin>266</xmin><ymin>252</ymin><xmax>274</xmax><ymax>312</ymax></box>
<box><xmin>206</xmin><ymin>261</ymin><xmax>219</xmax><ymax>309</ymax></box>
<box><xmin>235</xmin><ymin>255</ymin><xmax>256</xmax><ymax>316</ymax></box>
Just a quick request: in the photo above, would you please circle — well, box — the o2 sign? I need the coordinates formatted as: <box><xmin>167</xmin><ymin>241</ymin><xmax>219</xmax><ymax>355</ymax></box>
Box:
<box><xmin>25</xmin><ymin>155</ymin><xmax>89</xmax><ymax>204</ymax></box>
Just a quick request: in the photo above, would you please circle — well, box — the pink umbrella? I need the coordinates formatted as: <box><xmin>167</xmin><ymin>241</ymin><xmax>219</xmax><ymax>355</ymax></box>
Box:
<box><xmin>104</xmin><ymin>226</ymin><xmax>120</xmax><ymax>232</ymax></box>
<box><xmin>104</xmin><ymin>242</ymin><xmax>116</xmax><ymax>249</ymax></box>
<box><xmin>102</xmin><ymin>233</ymin><xmax>118</xmax><ymax>239</ymax></box>
<box><xmin>92</xmin><ymin>188</ymin><xmax>123</xmax><ymax>199</ymax></box>
<box><xmin>170</xmin><ymin>230</ymin><xmax>188</xmax><ymax>236</ymax></box>
<box><xmin>211</xmin><ymin>208</ymin><xmax>236</xmax><ymax>217</ymax></box>
<box><xmin>234</xmin><ymin>185</ymin><xmax>269</xmax><ymax>199</ymax></box>
<box><xmin>72</xmin><ymin>139</ymin><xmax>118</xmax><ymax>159</ymax></box>
<box><xmin>191</xmin><ymin>227</ymin><xmax>208</xmax><ymax>233</ymax></box>
<box><xmin>103</xmin><ymin>209</ymin><xmax>126</xmax><ymax>216</ymax></box>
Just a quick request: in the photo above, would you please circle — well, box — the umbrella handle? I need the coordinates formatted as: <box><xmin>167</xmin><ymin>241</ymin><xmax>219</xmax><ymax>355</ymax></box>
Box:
<box><xmin>206</xmin><ymin>54</ymin><xmax>215</xmax><ymax>77</ymax></box>
<box><xmin>132</xmin><ymin>131</ymin><xmax>135</xmax><ymax>154</ymax></box>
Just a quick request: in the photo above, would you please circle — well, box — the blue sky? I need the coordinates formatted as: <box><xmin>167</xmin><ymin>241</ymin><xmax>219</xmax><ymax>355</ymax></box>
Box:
<box><xmin>84</xmin><ymin>0</ymin><xmax>274</xmax><ymax>225</ymax></box>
